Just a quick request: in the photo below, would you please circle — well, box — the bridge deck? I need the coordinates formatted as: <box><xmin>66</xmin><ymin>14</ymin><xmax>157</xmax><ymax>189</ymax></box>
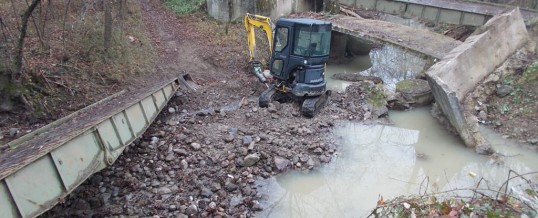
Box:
<box><xmin>325</xmin><ymin>15</ymin><xmax>462</xmax><ymax>59</ymax></box>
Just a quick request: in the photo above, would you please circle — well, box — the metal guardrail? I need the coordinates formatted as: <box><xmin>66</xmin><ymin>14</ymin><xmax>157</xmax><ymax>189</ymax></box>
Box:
<box><xmin>0</xmin><ymin>76</ymin><xmax>182</xmax><ymax>218</ymax></box>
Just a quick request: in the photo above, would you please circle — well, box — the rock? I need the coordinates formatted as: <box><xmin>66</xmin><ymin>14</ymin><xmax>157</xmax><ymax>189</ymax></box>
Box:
<box><xmin>169</xmin><ymin>204</ymin><xmax>177</xmax><ymax>211</ymax></box>
<box><xmin>224</xmin><ymin>134</ymin><xmax>234</xmax><ymax>143</ymax></box>
<box><xmin>242</xmin><ymin>136</ymin><xmax>253</xmax><ymax>146</ymax></box>
<box><xmin>258</xmin><ymin>133</ymin><xmax>269</xmax><ymax>141</ymax></box>
<box><xmin>235</xmin><ymin>157</ymin><xmax>244</xmax><ymax>167</ymax></box>
<box><xmin>373</xmin><ymin>105</ymin><xmax>389</xmax><ymax>117</ymax></box>
<box><xmin>88</xmin><ymin>197</ymin><xmax>102</xmax><ymax>208</ymax></box>
<box><xmin>191</xmin><ymin>143</ymin><xmax>201</xmax><ymax>150</ymax></box>
<box><xmin>9</xmin><ymin>128</ymin><xmax>19</xmax><ymax>137</ymax></box>
<box><xmin>176</xmin><ymin>214</ymin><xmax>188</xmax><ymax>218</ymax></box>
<box><xmin>313</xmin><ymin>148</ymin><xmax>323</xmax><ymax>155</ymax></box>
<box><xmin>74</xmin><ymin>199</ymin><xmax>91</xmax><ymax>210</ymax></box>
<box><xmin>168</xmin><ymin>107</ymin><xmax>176</xmax><ymax>113</ymax></box>
<box><xmin>396</xmin><ymin>79</ymin><xmax>433</xmax><ymax>106</ymax></box>
<box><xmin>210</xmin><ymin>182</ymin><xmax>221</xmax><ymax>191</ymax></box>
<box><xmin>173</xmin><ymin>148</ymin><xmax>188</xmax><ymax>156</ymax></box>
<box><xmin>150</xmin><ymin>136</ymin><xmax>159</xmax><ymax>145</ymax></box>
<box><xmin>229</xmin><ymin>195</ymin><xmax>242</xmax><ymax>207</ymax></box>
<box><xmin>267</xmin><ymin>103</ymin><xmax>277</xmax><ymax>113</ymax></box>
<box><xmin>307</xmin><ymin>157</ymin><xmax>321</xmax><ymax>168</ymax></box>
<box><xmin>181</xmin><ymin>159</ymin><xmax>188</xmax><ymax>169</ymax></box>
<box><xmin>208</xmin><ymin>202</ymin><xmax>217</xmax><ymax>211</ymax></box>
<box><xmin>496</xmin><ymin>84</ymin><xmax>513</xmax><ymax>97</ymax></box>
<box><xmin>185</xmin><ymin>204</ymin><xmax>198</xmax><ymax>215</ymax></box>
<box><xmin>274</xmin><ymin>156</ymin><xmax>290</xmax><ymax>171</ymax></box>
<box><xmin>165</xmin><ymin>153</ymin><xmax>175</xmax><ymax>161</ymax></box>
<box><xmin>228</xmin><ymin>127</ymin><xmax>238</xmax><ymax>135</ymax></box>
<box><xmin>251</xmin><ymin>200</ymin><xmax>262</xmax><ymax>211</ymax></box>
<box><xmin>200</xmin><ymin>187</ymin><xmax>213</xmax><ymax>198</ymax></box>
<box><xmin>528</xmin><ymin>138</ymin><xmax>538</xmax><ymax>145</ymax></box>
<box><xmin>475</xmin><ymin>143</ymin><xmax>495</xmax><ymax>155</ymax></box>
<box><xmin>225</xmin><ymin>181</ymin><xmax>239</xmax><ymax>192</ymax></box>
<box><xmin>243</xmin><ymin>154</ymin><xmax>260</xmax><ymax>167</ymax></box>
<box><xmin>478</xmin><ymin>111</ymin><xmax>487</xmax><ymax>120</ymax></box>
<box><xmin>158</xmin><ymin>187</ymin><xmax>172</xmax><ymax>195</ymax></box>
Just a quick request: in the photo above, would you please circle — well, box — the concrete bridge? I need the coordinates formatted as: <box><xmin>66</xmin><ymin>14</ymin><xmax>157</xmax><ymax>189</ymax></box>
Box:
<box><xmin>208</xmin><ymin>0</ymin><xmax>538</xmax><ymax>25</ymax></box>
<box><xmin>323</xmin><ymin>14</ymin><xmax>461</xmax><ymax>60</ymax></box>
<box><xmin>344</xmin><ymin>0</ymin><xmax>538</xmax><ymax>26</ymax></box>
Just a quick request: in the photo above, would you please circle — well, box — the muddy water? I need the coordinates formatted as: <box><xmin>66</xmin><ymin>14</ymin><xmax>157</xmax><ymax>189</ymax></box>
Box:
<box><xmin>257</xmin><ymin>107</ymin><xmax>538</xmax><ymax>217</ymax></box>
<box><xmin>325</xmin><ymin>55</ymin><xmax>372</xmax><ymax>91</ymax></box>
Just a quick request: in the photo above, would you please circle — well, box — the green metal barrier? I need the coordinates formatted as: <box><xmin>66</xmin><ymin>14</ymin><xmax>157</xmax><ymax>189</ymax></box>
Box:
<box><xmin>0</xmin><ymin>75</ymin><xmax>183</xmax><ymax>218</ymax></box>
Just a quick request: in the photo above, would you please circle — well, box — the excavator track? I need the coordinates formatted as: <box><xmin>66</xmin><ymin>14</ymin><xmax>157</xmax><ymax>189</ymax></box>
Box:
<box><xmin>301</xmin><ymin>90</ymin><xmax>331</xmax><ymax>117</ymax></box>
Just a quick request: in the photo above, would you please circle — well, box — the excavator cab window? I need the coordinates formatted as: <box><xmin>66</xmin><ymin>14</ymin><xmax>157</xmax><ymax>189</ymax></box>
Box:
<box><xmin>292</xmin><ymin>24</ymin><xmax>331</xmax><ymax>57</ymax></box>
<box><xmin>274</xmin><ymin>27</ymin><xmax>289</xmax><ymax>52</ymax></box>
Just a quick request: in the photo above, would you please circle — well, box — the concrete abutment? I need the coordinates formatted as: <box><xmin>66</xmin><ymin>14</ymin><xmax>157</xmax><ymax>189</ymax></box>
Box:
<box><xmin>426</xmin><ymin>9</ymin><xmax>528</xmax><ymax>152</ymax></box>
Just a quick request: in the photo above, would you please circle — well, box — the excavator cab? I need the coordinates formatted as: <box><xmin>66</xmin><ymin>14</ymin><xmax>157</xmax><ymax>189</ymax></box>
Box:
<box><xmin>270</xmin><ymin>19</ymin><xmax>332</xmax><ymax>97</ymax></box>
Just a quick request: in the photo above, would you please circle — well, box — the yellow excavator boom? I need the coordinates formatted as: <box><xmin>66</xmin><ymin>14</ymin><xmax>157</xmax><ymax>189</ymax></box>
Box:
<box><xmin>244</xmin><ymin>13</ymin><xmax>273</xmax><ymax>62</ymax></box>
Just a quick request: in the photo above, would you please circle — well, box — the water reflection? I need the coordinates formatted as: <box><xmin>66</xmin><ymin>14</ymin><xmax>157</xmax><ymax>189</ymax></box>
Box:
<box><xmin>326</xmin><ymin>45</ymin><xmax>429</xmax><ymax>92</ymax></box>
<box><xmin>257</xmin><ymin>107</ymin><xmax>538</xmax><ymax>217</ymax></box>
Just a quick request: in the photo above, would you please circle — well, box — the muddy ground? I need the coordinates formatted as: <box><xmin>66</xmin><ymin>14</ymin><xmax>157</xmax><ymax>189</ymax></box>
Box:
<box><xmin>7</xmin><ymin>0</ymin><xmax>536</xmax><ymax>217</ymax></box>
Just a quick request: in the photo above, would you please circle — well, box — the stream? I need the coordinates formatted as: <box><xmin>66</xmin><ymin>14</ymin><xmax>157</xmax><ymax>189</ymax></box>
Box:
<box><xmin>257</xmin><ymin>40</ymin><xmax>538</xmax><ymax>217</ymax></box>
<box><xmin>257</xmin><ymin>108</ymin><xmax>538</xmax><ymax>217</ymax></box>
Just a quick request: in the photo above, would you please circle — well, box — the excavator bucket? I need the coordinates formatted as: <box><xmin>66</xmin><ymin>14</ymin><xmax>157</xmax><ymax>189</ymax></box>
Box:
<box><xmin>178</xmin><ymin>73</ymin><xmax>198</xmax><ymax>91</ymax></box>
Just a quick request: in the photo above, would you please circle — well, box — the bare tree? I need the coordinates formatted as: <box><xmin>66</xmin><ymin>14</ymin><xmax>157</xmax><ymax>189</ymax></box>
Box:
<box><xmin>14</xmin><ymin>0</ymin><xmax>41</xmax><ymax>82</ymax></box>
<box><xmin>104</xmin><ymin>0</ymin><xmax>113</xmax><ymax>53</ymax></box>
<box><xmin>0</xmin><ymin>0</ymin><xmax>40</xmax><ymax>112</ymax></box>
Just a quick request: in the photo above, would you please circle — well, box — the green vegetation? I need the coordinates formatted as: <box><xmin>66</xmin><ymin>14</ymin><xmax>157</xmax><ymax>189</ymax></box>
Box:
<box><xmin>365</xmin><ymin>83</ymin><xmax>387</xmax><ymax>107</ymax></box>
<box><xmin>395</xmin><ymin>80</ymin><xmax>415</xmax><ymax>91</ymax></box>
<box><xmin>522</xmin><ymin>61</ymin><xmax>538</xmax><ymax>82</ymax></box>
<box><xmin>164</xmin><ymin>0</ymin><xmax>206</xmax><ymax>15</ymax></box>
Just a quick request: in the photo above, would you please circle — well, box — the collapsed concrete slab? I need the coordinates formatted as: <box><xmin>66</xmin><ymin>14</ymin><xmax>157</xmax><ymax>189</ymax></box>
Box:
<box><xmin>426</xmin><ymin>9</ymin><xmax>528</xmax><ymax>153</ymax></box>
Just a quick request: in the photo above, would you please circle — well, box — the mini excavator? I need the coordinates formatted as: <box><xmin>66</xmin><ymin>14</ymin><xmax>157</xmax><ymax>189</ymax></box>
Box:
<box><xmin>244</xmin><ymin>13</ymin><xmax>332</xmax><ymax>117</ymax></box>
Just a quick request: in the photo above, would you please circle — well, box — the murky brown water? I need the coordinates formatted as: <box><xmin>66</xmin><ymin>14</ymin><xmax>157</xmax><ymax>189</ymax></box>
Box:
<box><xmin>257</xmin><ymin>107</ymin><xmax>538</xmax><ymax>217</ymax></box>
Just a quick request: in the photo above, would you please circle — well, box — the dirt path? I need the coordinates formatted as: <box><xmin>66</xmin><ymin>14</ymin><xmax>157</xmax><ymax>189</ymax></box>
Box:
<box><xmin>139</xmin><ymin>0</ymin><xmax>263</xmax><ymax>112</ymax></box>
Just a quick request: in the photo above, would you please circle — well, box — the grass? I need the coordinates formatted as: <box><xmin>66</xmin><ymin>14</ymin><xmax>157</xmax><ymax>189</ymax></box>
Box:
<box><xmin>164</xmin><ymin>0</ymin><xmax>206</xmax><ymax>15</ymax></box>
<box><xmin>522</xmin><ymin>61</ymin><xmax>538</xmax><ymax>82</ymax></box>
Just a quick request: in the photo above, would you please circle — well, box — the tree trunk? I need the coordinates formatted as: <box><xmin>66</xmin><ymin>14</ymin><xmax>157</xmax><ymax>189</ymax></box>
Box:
<box><xmin>13</xmin><ymin>0</ymin><xmax>41</xmax><ymax>82</ymax></box>
<box><xmin>2</xmin><ymin>0</ymin><xmax>40</xmax><ymax>112</ymax></box>
<box><xmin>104</xmin><ymin>0</ymin><xmax>113</xmax><ymax>53</ymax></box>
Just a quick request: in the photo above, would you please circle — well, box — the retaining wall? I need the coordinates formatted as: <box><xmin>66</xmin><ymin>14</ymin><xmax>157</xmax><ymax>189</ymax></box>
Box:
<box><xmin>206</xmin><ymin>0</ymin><xmax>314</xmax><ymax>22</ymax></box>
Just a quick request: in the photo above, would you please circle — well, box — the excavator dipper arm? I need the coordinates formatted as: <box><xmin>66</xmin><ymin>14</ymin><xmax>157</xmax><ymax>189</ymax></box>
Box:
<box><xmin>243</xmin><ymin>13</ymin><xmax>274</xmax><ymax>62</ymax></box>
<box><xmin>244</xmin><ymin>14</ymin><xmax>274</xmax><ymax>84</ymax></box>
